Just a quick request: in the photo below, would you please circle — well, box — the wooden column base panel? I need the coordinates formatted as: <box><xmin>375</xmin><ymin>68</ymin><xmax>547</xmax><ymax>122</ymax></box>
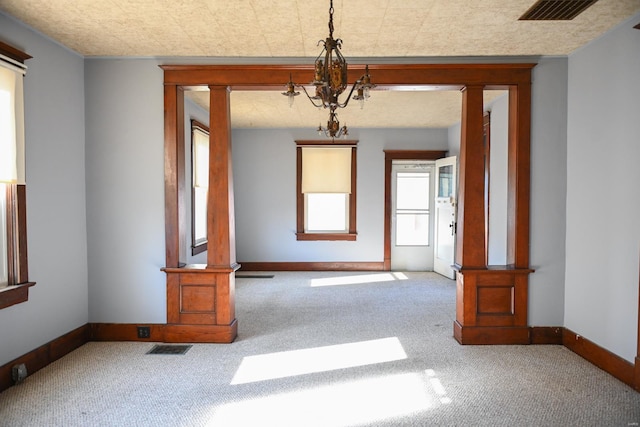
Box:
<box><xmin>90</xmin><ymin>321</ymin><xmax>238</xmax><ymax>344</ymax></box>
<box><xmin>453</xmin><ymin>321</ymin><xmax>530</xmax><ymax>345</ymax></box>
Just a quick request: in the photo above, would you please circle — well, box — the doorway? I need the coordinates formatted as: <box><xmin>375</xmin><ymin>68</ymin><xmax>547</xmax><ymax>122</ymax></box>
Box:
<box><xmin>390</xmin><ymin>161</ymin><xmax>434</xmax><ymax>271</ymax></box>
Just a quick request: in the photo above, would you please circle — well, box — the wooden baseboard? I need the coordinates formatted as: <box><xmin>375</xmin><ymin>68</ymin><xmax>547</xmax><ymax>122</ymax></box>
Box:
<box><xmin>530</xmin><ymin>326</ymin><xmax>564</xmax><ymax>344</ymax></box>
<box><xmin>2</xmin><ymin>323</ymin><xmax>638</xmax><ymax>394</ymax></box>
<box><xmin>90</xmin><ymin>322</ymin><xmax>238</xmax><ymax>344</ymax></box>
<box><xmin>0</xmin><ymin>324</ymin><xmax>90</xmax><ymax>393</ymax></box>
<box><xmin>238</xmin><ymin>262</ymin><xmax>386</xmax><ymax>271</ymax></box>
<box><xmin>453</xmin><ymin>321</ymin><xmax>530</xmax><ymax>344</ymax></box>
<box><xmin>90</xmin><ymin>323</ymin><xmax>163</xmax><ymax>342</ymax></box>
<box><xmin>635</xmin><ymin>357</ymin><xmax>640</xmax><ymax>392</ymax></box>
<box><xmin>563</xmin><ymin>328</ymin><xmax>635</xmax><ymax>388</ymax></box>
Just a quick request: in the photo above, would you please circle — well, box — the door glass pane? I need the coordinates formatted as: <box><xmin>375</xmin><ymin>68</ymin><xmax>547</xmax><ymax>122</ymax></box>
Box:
<box><xmin>396</xmin><ymin>213</ymin><xmax>429</xmax><ymax>246</ymax></box>
<box><xmin>397</xmin><ymin>172</ymin><xmax>429</xmax><ymax>209</ymax></box>
<box><xmin>306</xmin><ymin>193</ymin><xmax>347</xmax><ymax>232</ymax></box>
<box><xmin>395</xmin><ymin>171</ymin><xmax>430</xmax><ymax>246</ymax></box>
<box><xmin>438</xmin><ymin>165</ymin><xmax>453</xmax><ymax>198</ymax></box>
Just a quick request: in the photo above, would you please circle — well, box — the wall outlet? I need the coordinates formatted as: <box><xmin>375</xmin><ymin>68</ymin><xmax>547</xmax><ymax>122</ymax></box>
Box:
<box><xmin>137</xmin><ymin>326</ymin><xmax>151</xmax><ymax>339</ymax></box>
<box><xmin>12</xmin><ymin>363</ymin><xmax>27</xmax><ymax>384</ymax></box>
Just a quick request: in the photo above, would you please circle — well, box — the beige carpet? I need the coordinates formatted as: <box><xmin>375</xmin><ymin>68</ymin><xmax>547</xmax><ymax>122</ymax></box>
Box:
<box><xmin>0</xmin><ymin>271</ymin><xmax>638</xmax><ymax>426</ymax></box>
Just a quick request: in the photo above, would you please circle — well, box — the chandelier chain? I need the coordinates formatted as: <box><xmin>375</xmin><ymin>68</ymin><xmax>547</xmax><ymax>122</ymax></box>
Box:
<box><xmin>328</xmin><ymin>0</ymin><xmax>334</xmax><ymax>39</ymax></box>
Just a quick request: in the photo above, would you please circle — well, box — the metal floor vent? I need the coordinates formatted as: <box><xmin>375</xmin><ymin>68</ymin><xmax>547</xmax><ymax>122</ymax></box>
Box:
<box><xmin>519</xmin><ymin>0</ymin><xmax>599</xmax><ymax>20</ymax></box>
<box><xmin>236</xmin><ymin>274</ymin><xmax>275</xmax><ymax>279</ymax></box>
<box><xmin>146</xmin><ymin>345</ymin><xmax>192</xmax><ymax>355</ymax></box>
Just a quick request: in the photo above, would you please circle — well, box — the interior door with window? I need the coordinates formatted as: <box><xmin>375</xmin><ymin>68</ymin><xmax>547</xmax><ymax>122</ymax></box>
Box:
<box><xmin>390</xmin><ymin>162</ymin><xmax>434</xmax><ymax>271</ymax></box>
<box><xmin>433</xmin><ymin>156</ymin><xmax>457</xmax><ymax>279</ymax></box>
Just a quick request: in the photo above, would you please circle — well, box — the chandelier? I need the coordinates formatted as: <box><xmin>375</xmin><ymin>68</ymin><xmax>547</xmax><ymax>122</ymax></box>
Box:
<box><xmin>282</xmin><ymin>0</ymin><xmax>375</xmax><ymax>139</ymax></box>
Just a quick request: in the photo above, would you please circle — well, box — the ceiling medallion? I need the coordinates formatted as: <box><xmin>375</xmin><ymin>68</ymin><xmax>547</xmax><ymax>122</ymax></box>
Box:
<box><xmin>282</xmin><ymin>0</ymin><xmax>375</xmax><ymax>139</ymax></box>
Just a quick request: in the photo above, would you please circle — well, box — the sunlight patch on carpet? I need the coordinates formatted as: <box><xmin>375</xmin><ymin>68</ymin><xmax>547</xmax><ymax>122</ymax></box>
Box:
<box><xmin>230</xmin><ymin>337</ymin><xmax>407</xmax><ymax>385</ymax></box>
<box><xmin>425</xmin><ymin>369</ymin><xmax>452</xmax><ymax>404</ymax></box>
<box><xmin>310</xmin><ymin>272</ymin><xmax>408</xmax><ymax>287</ymax></box>
<box><xmin>208</xmin><ymin>373</ymin><xmax>433</xmax><ymax>427</ymax></box>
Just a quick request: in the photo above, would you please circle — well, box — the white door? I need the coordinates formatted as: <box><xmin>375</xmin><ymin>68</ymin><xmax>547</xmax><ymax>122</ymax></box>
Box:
<box><xmin>433</xmin><ymin>156</ymin><xmax>457</xmax><ymax>279</ymax></box>
<box><xmin>390</xmin><ymin>161</ymin><xmax>434</xmax><ymax>271</ymax></box>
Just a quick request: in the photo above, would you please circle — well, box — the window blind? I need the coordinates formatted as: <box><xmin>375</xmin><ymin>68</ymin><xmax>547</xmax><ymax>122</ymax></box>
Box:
<box><xmin>301</xmin><ymin>147</ymin><xmax>351</xmax><ymax>193</ymax></box>
<box><xmin>0</xmin><ymin>62</ymin><xmax>25</xmax><ymax>184</ymax></box>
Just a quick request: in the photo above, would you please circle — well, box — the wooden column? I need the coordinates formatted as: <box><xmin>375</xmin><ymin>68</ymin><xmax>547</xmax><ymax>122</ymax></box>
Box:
<box><xmin>207</xmin><ymin>86</ymin><xmax>237</xmax><ymax>269</ymax></box>
<box><xmin>163</xmin><ymin>84</ymin><xmax>185</xmax><ymax>268</ymax></box>
<box><xmin>455</xmin><ymin>85</ymin><xmax>486</xmax><ymax>268</ymax></box>
<box><xmin>507</xmin><ymin>84</ymin><xmax>532</xmax><ymax>268</ymax></box>
<box><xmin>161</xmin><ymin>85</ymin><xmax>238</xmax><ymax>343</ymax></box>
<box><xmin>454</xmin><ymin>84</ymin><xmax>533</xmax><ymax>345</ymax></box>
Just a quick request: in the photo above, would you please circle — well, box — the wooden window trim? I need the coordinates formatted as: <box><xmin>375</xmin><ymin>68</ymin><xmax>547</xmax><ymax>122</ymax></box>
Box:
<box><xmin>0</xmin><ymin>185</ymin><xmax>34</xmax><ymax>310</ymax></box>
<box><xmin>191</xmin><ymin>119</ymin><xmax>209</xmax><ymax>255</ymax></box>
<box><xmin>0</xmin><ymin>41</ymin><xmax>33</xmax><ymax>310</ymax></box>
<box><xmin>295</xmin><ymin>140</ymin><xmax>358</xmax><ymax>241</ymax></box>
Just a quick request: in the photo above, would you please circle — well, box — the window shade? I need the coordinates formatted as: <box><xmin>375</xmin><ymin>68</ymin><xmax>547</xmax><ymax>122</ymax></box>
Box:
<box><xmin>0</xmin><ymin>64</ymin><xmax>25</xmax><ymax>184</ymax></box>
<box><xmin>301</xmin><ymin>147</ymin><xmax>351</xmax><ymax>193</ymax></box>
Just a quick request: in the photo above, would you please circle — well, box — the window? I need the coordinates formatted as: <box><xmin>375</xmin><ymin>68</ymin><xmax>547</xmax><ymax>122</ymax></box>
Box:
<box><xmin>295</xmin><ymin>141</ymin><xmax>357</xmax><ymax>241</ymax></box>
<box><xmin>191</xmin><ymin>120</ymin><xmax>209</xmax><ymax>255</ymax></box>
<box><xmin>0</xmin><ymin>41</ymin><xmax>34</xmax><ymax>309</ymax></box>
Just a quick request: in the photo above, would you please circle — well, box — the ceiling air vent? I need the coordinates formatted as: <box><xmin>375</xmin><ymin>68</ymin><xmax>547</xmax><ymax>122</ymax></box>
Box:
<box><xmin>519</xmin><ymin>0</ymin><xmax>599</xmax><ymax>20</ymax></box>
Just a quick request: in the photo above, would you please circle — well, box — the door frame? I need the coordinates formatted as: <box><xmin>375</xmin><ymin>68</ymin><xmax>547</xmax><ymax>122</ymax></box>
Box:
<box><xmin>383</xmin><ymin>150</ymin><xmax>447</xmax><ymax>271</ymax></box>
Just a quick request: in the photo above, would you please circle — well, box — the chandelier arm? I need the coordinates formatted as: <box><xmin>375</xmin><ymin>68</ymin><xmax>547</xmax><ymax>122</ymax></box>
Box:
<box><xmin>335</xmin><ymin>77</ymin><xmax>364</xmax><ymax>109</ymax></box>
<box><xmin>299</xmin><ymin>85</ymin><xmax>325</xmax><ymax>108</ymax></box>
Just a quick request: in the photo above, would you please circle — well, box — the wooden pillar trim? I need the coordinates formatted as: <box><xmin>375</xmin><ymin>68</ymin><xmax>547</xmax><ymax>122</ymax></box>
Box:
<box><xmin>507</xmin><ymin>84</ymin><xmax>532</xmax><ymax>268</ymax></box>
<box><xmin>455</xmin><ymin>85</ymin><xmax>487</xmax><ymax>268</ymax></box>
<box><xmin>163</xmin><ymin>85</ymin><xmax>185</xmax><ymax>268</ymax></box>
<box><xmin>207</xmin><ymin>86</ymin><xmax>236</xmax><ymax>268</ymax></box>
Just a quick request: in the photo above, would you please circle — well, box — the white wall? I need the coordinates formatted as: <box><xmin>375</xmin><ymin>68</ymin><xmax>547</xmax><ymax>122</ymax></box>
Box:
<box><xmin>487</xmin><ymin>94</ymin><xmax>509</xmax><ymax>266</ymax></box>
<box><xmin>0</xmin><ymin>13</ymin><xmax>88</xmax><ymax>365</ymax></box>
<box><xmin>565</xmin><ymin>14</ymin><xmax>640</xmax><ymax>362</ymax></box>
<box><xmin>85</xmin><ymin>59</ymin><xmax>167</xmax><ymax>323</ymax></box>
<box><xmin>232</xmin><ymin>128</ymin><xmax>449</xmax><ymax>262</ymax></box>
<box><xmin>528</xmin><ymin>57</ymin><xmax>570</xmax><ymax>326</ymax></box>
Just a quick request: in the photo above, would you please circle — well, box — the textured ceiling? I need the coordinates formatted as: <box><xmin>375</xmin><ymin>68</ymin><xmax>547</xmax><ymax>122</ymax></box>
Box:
<box><xmin>1</xmin><ymin>0</ymin><xmax>638</xmax><ymax>128</ymax></box>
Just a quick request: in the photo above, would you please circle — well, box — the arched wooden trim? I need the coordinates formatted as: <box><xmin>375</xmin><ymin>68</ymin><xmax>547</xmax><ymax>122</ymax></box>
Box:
<box><xmin>161</xmin><ymin>63</ymin><xmax>535</xmax><ymax>344</ymax></box>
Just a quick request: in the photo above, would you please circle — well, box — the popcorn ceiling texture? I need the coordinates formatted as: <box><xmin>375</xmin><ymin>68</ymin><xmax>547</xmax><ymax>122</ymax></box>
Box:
<box><xmin>1</xmin><ymin>0</ymin><xmax>638</xmax><ymax>128</ymax></box>
<box><xmin>1</xmin><ymin>0</ymin><xmax>638</xmax><ymax>57</ymax></box>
